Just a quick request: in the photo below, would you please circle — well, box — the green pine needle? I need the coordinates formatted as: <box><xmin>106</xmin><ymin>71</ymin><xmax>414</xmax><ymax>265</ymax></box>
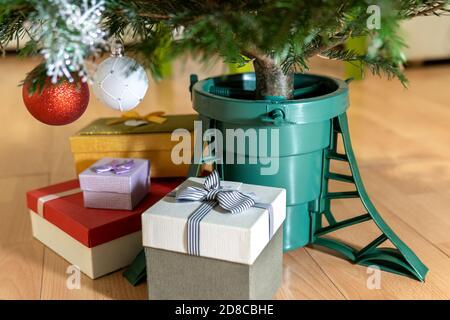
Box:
<box><xmin>1</xmin><ymin>0</ymin><xmax>449</xmax><ymax>89</ymax></box>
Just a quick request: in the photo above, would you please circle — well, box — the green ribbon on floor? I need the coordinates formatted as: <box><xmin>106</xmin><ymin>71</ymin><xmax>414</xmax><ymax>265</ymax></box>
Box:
<box><xmin>123</xmin><ymin>250</ymin><xmax>147</xmax><ymax>286</ymax></box>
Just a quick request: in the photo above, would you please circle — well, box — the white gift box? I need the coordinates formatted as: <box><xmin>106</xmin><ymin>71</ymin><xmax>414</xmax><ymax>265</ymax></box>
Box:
<box><xmin>30</xmin><ymin>211</ymin><xmax>142</xmax><ymax>279</ymax></box>
<box><xmin>142</xmin><ymin>177</ymin><xmax>286</xmax><ymax>265</ymax></box>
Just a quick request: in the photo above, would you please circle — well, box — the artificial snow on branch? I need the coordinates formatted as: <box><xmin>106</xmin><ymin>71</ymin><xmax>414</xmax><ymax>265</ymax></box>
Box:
<box><xmin>33</xmin><ymin>0</ymin><xmax>107</xmax><ymax>83</ymax></box>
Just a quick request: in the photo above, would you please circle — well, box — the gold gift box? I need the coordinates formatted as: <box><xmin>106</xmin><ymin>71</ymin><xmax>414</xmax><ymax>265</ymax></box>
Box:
<box><xmin>70</xmin><ymin>114</ymin><xmax>197</xmax><ymax>177</ymax></box>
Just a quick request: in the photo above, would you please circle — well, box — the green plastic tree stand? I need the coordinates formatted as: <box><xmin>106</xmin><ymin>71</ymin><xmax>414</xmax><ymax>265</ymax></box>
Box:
<box><xmin>310</xmin><ymin>114</ymin><xmax>428</xmax><ymax>281</ymax></box>
<box><xmin>124</xmin><ymin>72</ymin><xmax>428</xmax><ymax>285</ymax></box>
<box><xmin>189</xmin><ymin>72</ymin><xmax>428</xmax><ymax>282</ymax></box>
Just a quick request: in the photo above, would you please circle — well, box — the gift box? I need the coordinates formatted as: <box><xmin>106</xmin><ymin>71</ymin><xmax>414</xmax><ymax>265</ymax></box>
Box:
<box><xmin>27</xmin><ymin>177</ymin><xmax>184</xmax><ymax>279</ymax></box>
<box><xmin>142</xmin><ymin>171</ymin><xmax>286</xmax><ymax>299</ymax></box>
<box><xmin>70</xmin><ymin>113</ymin><xmax>197</xmax><ymax>177</ymax></box>
<box><xmin>79</xmin><ymin>158</ymin><xmax>150</xmax><ymax>210</ymax></box>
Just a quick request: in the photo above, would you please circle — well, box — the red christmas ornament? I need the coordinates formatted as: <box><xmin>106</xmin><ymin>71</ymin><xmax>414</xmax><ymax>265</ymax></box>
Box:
<box><xmin>22</xmin><ymin>76</ymin><xmax>89</xmax><ymax>126</ymax></box>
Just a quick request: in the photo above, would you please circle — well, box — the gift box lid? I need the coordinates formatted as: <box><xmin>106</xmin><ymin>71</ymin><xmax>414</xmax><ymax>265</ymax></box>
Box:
<box><xmin>27</xmin><ymin>177</ymin><xmax>184</xmax><ymax>248</ymax></box>
<box><xmin>76</xmin><ymin>114</ymin><xmax>197</xmax><ymax>135</ymax></box>
<box><xmin>70</xmin><ymin>114</ymin><xmax>197</xmax><ymax>153</ymax></box>
<box><xmin>79</xmin><ymin>158</ymin><xmax>149</xmax><ymax>194</ymax></box>
<box><xmin>142</xmin><ymin>176</ymin><xmax>286</xmax><ymax>265</ymax></box>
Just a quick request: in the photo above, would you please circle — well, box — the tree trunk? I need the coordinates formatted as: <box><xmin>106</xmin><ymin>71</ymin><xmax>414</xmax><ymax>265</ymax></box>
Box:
<box><xmin>252</xmin><ymin>56</ymin><xmax>294</xmax><ymax>100</ymax></box>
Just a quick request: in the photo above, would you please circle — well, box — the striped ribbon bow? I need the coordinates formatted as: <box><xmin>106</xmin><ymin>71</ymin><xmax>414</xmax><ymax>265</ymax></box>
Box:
<box><xmin>175</xmin><ymin>170</ymin><xmax>274</xmax><ymax>256</ymax></box>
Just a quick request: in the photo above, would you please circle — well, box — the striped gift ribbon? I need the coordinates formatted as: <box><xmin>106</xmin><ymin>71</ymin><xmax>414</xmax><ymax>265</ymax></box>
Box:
<box><xmin>171</xmin><ymin>170</ymin><xmax>275</xmax><ymax>256</ymax></box>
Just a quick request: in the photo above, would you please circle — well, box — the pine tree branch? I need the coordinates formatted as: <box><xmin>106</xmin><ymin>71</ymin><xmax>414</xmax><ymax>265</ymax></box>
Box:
<box><xmin>407</xmin><ymin>1</ymin><xmax>449</xmax><ymax>17</ymax></box>
<box><xmin>115</xmin><ymin>9</ymin><xmax>170</xmax><ymax>20</ymax></box>
<box><xmin>2</xmin><ymin>0</ymin><xmax>450</xmax><ymax>89</ymax></box>
<box><xmin>322</xmin><ymin>47</ymin><xmax>408</xmax><ymax>86</ymax></box>
<box><xmin>304</xmin><ymin>36</ymin><xmax>349</xmax><ymax>59</ymax></box>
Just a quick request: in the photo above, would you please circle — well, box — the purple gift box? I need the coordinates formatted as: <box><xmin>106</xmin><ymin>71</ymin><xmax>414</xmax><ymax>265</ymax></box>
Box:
<box><xmin>79</xmin><ymin>158</ymin><xmax>150</xmax><ymax>210</ymax></box>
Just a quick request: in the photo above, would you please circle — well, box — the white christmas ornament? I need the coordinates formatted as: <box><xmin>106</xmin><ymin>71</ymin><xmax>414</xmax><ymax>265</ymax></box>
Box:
<box><xmin>93</xmin><ymin>53</ymin><xmax>149</xmax><ymax>112</ymax></box>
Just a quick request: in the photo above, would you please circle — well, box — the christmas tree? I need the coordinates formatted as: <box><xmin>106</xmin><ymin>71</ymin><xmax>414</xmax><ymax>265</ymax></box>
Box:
<box><xmin>0</xmin><ymin>0</ymin><xmax>448</xmax><ymax>98</ymax></box>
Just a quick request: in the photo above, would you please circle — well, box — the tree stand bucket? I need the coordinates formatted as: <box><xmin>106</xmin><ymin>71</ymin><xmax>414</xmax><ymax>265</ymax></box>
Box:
<box><xmin>190</xmin><ymin>73</ymin><xmax>346</xmax><ymax>251</ymax></box>
<box><xmin>189</xmin><ymin>72</ymin><xmax>429</xmax><ymax>281</ymax></box>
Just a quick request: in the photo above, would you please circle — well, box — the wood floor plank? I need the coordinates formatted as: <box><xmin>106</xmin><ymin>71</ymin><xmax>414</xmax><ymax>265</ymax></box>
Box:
<box><xmin>344</xmin><ymin>111</ymin><xmax>435</xmax><ymax>166</ymax></box>
<box><xmin>363</xmin><ymin>157</ymin><xmax>450</xmax><ymax>194</ymax></box>
<box><xmin>40</xmin><ymin>249</ymin><xmax>147</xmax><ymax>299</ymax></box>
<box><xmin>347</xmin><ymin>80</ymin><xmax>450</xmax><ymax>162</ymax></box>
<box><xmin>362</xmin><ymin>166</ymin><xmax>450</xmax><ymax>257</ymax></box>
<box><xmin>275</xmin><ymin>249</ymin><xmax>346</xmax><ymax>300</ymax></box>
<box><xmin>0</xmin><ymin>174</ymin><xmax>48</xmax><ymax>299</ymax></box>
<box><xmin>306</xmin><ymin>195</ymin><xmax>450</xmax><ymax>299</ymax></box>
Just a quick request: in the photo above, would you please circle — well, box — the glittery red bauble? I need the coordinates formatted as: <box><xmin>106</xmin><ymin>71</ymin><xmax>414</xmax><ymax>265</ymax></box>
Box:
<box><xmin>22</xmin><ymin>77</ymin><xmax>89</xmax><ymax>126</ymax></box>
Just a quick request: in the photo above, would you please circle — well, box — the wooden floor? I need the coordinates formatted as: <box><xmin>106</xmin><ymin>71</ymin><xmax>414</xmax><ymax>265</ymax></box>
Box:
<box><xmin>0</xmin><ymin>55</ymin><xmax>449</xmax><ymax>300</ymax></box>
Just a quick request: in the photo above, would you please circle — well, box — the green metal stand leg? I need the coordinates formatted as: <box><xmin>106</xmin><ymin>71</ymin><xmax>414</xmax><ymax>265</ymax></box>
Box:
<box><xmin>311</xmin><ymin>113</ymin><xmax>428</xmax><ymax>281</ymax></box>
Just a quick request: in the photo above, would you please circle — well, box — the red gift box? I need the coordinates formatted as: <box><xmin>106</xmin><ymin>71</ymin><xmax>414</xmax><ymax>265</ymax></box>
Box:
<box><xmin>27</xmin><ymin>177</ymin><xmax>183</xmax><ymax>279</ymax></box>
<box><xmin>27</xmin><ymin>178</ymin><xmax>183</xmax><ymax>247</ymax></box>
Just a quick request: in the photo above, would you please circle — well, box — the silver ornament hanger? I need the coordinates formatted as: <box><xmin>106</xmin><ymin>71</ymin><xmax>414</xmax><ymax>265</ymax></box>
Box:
<box><xmin>111</xmin><ymin>39</ymin><xmax>124</xmax><ymax>57</ymax></box>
